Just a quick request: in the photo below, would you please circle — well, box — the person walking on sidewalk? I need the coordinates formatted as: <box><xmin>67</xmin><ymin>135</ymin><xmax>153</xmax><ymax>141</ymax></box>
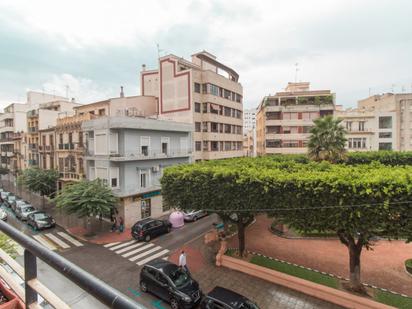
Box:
<box><xmin>111</xmin><ymin>217</ymin><xmax>118</xmax><ymax>232</ymax></box>
<box><xmin>118</xmin><ymin>216</ymin><xmax>125</xmax><ymax>233</ymax></box>
<box><xmin>179</xmin><ymin>250</ymin><xmax>189</xmax><ymax>273</ymax></box>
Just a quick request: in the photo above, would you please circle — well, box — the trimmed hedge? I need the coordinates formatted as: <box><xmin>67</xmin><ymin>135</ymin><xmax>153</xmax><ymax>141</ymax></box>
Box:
<box><xmin>258</xmin><ymin>151</ymin><xmax>412</xmax><ymax>166</ymax></box>
<box><xmin>405</xmin><ymin>259</ymin><xmax>412</xmax><ymax>274</ymax></box>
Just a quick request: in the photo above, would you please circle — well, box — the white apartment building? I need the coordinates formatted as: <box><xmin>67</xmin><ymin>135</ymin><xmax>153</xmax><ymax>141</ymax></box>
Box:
<box><xmin>337</xmin><ymin>93</ymin><xmax>412</xmax><ymax>151</ymax></box>
<box><xmin>141</xmin><ymin>50</ymin><xmax>244</xmax><ymax>161</ymax></box>
<box><xmin>243</xmin><ymin>108</ymin><xmax>256</xmax><ymax>131</ymax></box>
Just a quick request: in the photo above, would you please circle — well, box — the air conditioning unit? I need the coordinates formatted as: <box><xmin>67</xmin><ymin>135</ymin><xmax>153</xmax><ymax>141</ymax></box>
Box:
<box><xmin>151</xmin><ymin>165</ymin><xmax>160</xmax><ymax>173</ymax></box>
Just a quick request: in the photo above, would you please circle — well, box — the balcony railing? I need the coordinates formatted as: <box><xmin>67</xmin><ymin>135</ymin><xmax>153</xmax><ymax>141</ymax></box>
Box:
<box><xmin>0</xmin><ymin>221</ymin><xmax>145</xmax><ymax>309</ymax></box>
<box><xmin>28</xmin><ymin>127</ymin><xmax>38</xmax><ymax>133</ymax></box>
<box><xmin>27</xmin><ymin>110</ymin><xmax>39</xmax><ymax>117</ymax></box>
<box><xmin>108</xmin><ymin>150</ymin><xmax>192</xmax><ymax>161</ymax></box>
<box><xmin>28</xmin><ymin>160</ymin><xmax>38</xmax><ymax>166</ymax></box>
<box><xmin>28</xmin><ymin>144</ymin><xmax>38</xmax><ymax>151</ymax></box>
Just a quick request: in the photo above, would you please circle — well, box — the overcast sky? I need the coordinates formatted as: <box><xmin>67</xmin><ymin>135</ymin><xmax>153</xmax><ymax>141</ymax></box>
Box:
<box><xmin>0</xmin><ymin>0</ymin><xmax>411</xmax><ymax>110</ymax></box>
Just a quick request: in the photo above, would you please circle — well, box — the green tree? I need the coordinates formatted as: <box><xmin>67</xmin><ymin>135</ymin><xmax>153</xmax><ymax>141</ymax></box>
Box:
<box><xmin>54</xmin><ymin>179</ymin><xmax>118</xmax><ymax>235</ymax></box>
<box><xmin>19</xmin><ymin>168</ymin><xmax>59</xmax><ymax>209</ymax></box>
<box><xmin>161</xmin><ymin>165</ymin><xmax>256</xmax><ymax>257</ymax></box>
<box><xmin>308</xmin><ymin>115</ymin><xmax>347</xmax><ymax>163</ymax></box>
<box><xmin>0</xmin><ymin>232</ymin><xmax>18</xmax><ymax>258</ymax></box>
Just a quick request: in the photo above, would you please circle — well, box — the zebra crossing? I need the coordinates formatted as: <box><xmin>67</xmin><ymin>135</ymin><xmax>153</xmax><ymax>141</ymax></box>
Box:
<box><xmin>103</xmin><ymin>240</ymin><xmax>169</xmax><ymax>266</ymax></box>
<box><xmin>32</xmin><ymin>232</ymin><xmax>84</xmax><ymax>251</ymax></box>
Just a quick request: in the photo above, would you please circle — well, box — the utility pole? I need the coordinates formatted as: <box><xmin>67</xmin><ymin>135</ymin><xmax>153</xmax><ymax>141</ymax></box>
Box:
<box><xmin>294</xmin><ymin>63</ymin><xmax>299</xmax><ymax>83</ymax></box>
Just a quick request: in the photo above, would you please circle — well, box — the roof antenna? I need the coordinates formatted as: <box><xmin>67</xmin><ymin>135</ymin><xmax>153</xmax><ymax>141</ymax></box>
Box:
<box><xmin>120</xmin><ymin>86</ymin><xmax>124</xmax><ymax>98</ymax></box>
<box><xmin>156</xmin><ymin>43</ymin><xmax>164</xmax><ymax>59</ymax></box>
<box><xmin>294</xmin><ymin>63</ymin><xmax>299</xmax><ymax>83</ymax></box>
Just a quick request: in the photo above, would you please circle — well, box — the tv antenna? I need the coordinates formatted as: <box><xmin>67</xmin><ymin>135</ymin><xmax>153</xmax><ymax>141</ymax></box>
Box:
<box><xmin>294</xmin><ymin>63</ymin><xmax>299</xmax><ymax>83</ymax></box>
<box><xmin>156</xmin><ymin>43</ymin><xmax>165</xmax><ymax>59</ymax></box>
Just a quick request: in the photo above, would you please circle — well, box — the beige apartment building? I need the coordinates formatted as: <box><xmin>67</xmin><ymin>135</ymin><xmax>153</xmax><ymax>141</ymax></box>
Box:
<box><xmin>337</xmin><ymin>92</ymin><xmax>412</xmax><ymax>151</ymax></box>
<box><xmin>141</xmin><ymin>51</ymin><xmax>244</xmax><ymax>161</ymax></box>
<box><xmin>256</xmin><ymin>82</ymin><xmax>335</xmax><ymax>155</ymax></box>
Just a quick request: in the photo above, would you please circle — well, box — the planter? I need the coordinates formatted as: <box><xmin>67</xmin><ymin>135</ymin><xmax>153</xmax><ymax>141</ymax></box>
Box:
<box><xmin>0</xmin><ymin>280</ymin><xmax>24</xmax><ymax>309</ymax></box>
<box><xmin>216</xmin><ymin>243</ymin><xmax>395</xmax><ymax>309</ymax></box>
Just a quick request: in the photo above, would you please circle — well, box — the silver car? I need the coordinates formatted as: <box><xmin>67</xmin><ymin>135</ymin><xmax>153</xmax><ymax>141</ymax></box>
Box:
<box><xmin>0</xmin><ymin>208</ymin><xmax>7</xmax><ymax>221</ymax></box>
<box><xmin>16</xmin><ymin>204</ymin><xmax>36</xmax><ymax>221</ymax></box>
<box><xmin>183</xmin><ymin>210</ymin><xmax>208</xmax><ymax>222</ymax></box>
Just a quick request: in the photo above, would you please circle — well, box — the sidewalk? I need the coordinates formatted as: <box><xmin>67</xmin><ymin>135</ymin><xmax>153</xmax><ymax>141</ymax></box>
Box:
<box><xmin>168</xmin><ymin>235</ymin><xmax>340</xmax><ymax>309</ymax></box>
<box><xmin>67</xmin><ymin>226</ymin><xmax>133</xmax><ymax>244</ymax></box>
<box><xmin>228</xmin><ymin>215</ymin><xmax>412</xmax><ymax>296</ymax></box>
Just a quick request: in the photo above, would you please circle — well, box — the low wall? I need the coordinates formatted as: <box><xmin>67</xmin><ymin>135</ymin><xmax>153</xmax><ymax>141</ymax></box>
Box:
<box><xmin>218</xmin><ymin>253</ymin><xmax>394</xmax><ymax>309</ymax></box>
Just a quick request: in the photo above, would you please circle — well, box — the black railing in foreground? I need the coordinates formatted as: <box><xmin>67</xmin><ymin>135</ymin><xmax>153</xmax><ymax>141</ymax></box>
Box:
<box><xmin>0</xmin><ymin>220</ymin><xmax>146</xmax><ymax>309</ymax></box>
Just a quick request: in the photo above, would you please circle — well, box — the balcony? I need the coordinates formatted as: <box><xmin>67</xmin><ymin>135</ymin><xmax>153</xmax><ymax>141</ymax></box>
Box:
<box><xmin>27</xmin><ymin>110</ymin><xmax>39</xmax><ymax>118</ymax></box>
<box><xmin>6</xmin><ymin>151</ymin><xmax>14</xmax><ymax>157</ymax></box>
<box><xmin>0</xmin><ymin>221</ymin><xmax>145</xmax><ymax>308</ymax></box>
<box><xmin>59</xmin><ymin>172</ymin><xmax>81</xmax><ymax>180</ymax></box>
<box><xmin>28</xmin><ymin>144</ymin><xmax>38</xmax><ymax>151</ymax></box>
<box><xmin>28</xmin><ymin>160</ymin><xmax>38</xmax><ymax>166</ymax></box>
<box><xmin>108</xmin><ymin>149</ymin><xmax>192</xmax><ymax>161</ymax></box>
<box><xmin>28</xmin><ymin>127</ymin><xmax>38</xmax><ymax>133</ymax></box>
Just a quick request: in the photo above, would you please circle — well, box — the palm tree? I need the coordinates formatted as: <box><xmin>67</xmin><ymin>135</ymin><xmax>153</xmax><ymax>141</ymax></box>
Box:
<box><xmin>308</xmin><ymin>115</ymin><xmax>347</xmax><ymax>163</ymax></box>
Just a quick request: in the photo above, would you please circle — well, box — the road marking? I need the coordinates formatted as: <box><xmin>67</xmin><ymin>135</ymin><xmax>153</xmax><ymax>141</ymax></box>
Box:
<box><xmin>162</xmin><ymin>257</ymin><xmax>168</xmax><ymax>261</ymax></box>
<box><xmin>129</xmin><ymin>246</ymin><xmax>162</xmax><ymax>262</ymax></box>
<box><xmin>57</xmin><ymin>232</ymin><xmax>83</xmax><ymax>247</ymax></box>
<box><xmin>136</xmin><ymin>249</ymin><xmax>169</xmax><ymax>266</ymax></box>
<box><xmin>45</xmin><ymin>233</ymin><xmax>70</xmax><ymax>249</ymax></box>
<box><xmin>33</xmin><ymin>235</ymin><xmax>57</xmax><ymax>251</ymax></box>
<box><xmin>115</xmin><ymin>242</ymin><xmax>145</xmax><ymax>254</ymax></box>
<box><xmin>103</xmin><ymin>242</ymin><xmax>120</xmax><ymax>248</ymax></box>
<box><xmin>123</xmin><ymin>244</ymin><xmax>154</xmax><ymax>258</ymax></box>
<box><xmin>109</xmin><ymin>240</ymin><xmax>136</xmax><ymax>251</ymax></box>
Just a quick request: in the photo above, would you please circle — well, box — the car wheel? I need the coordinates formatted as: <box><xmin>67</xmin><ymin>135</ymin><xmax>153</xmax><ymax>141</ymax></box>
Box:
<box><xmin>170</xmin><ymin>298</ymin><xmax>179</xmax><ymax>309</ymax></box>
<box><xmin>35</xmin><ymin>223</ymin><xmax>39</xmax><ymax>231</ymax></box>
<box><xmin>140</xmin><ymin>281</ymin><xmax>148</xmax><ymax>292</ymax></box>
<box><xmin>144</xmin><ymin>234</ymin><xmax>151</xmax><ymax>242</ymax></box>
<box><xmin>193</xmin><ymin>216</ymin><xmax>198</xmax><ymax>222</ymax></box>
<box><xmin>167</xmin><ymin>226</ymin><xmax>171</xmax><ymax>233</ymax></box>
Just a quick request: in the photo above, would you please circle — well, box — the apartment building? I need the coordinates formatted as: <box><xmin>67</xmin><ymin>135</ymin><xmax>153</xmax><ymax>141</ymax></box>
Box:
<box><xmin>256</xmin><ymin>82</ymin><xmax>335</xmax><ymax>155</ymax></box>
<box><xmin>55</xmin><ymin>94</ymin><xmax>158</xmax><ymax>189</ymax></box>
<box><xmin>337</xmin><ymin>93</ymin><xmax>412</xmax><ymax>151</ymax></box>
<box><xmin>83</xmin><ymin>116</ymin><xmax>192</xmax><ymax>227</ymax></box>
<box><xmin>26</xmin><ymin>100</ymin><xmax>80</xmax><ymax>168</ymax></box>
<box><xmin>244</xmin><ymin>108</ymin><xmax>256</xmax><ymax>132</ymax></box>
<box><xmin>243</xmin><ymin>129</ymin><xmax>254</xmax><ymax>157</ymax></box>
<box><xmin>141</xmin><ymin>50</ymin><xmax>243</xmax><ymax>161</ymax></box>
<box><xmin>0</xmin><ymin>91</ymin><xmax>67</xmax><ymax>174</ymax></box>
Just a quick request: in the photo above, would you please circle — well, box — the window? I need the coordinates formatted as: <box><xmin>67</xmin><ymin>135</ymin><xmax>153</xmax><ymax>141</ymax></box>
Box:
<box><xmin>211</xmin><ymin>141</ymin><xmax>218</xmax><ymax>151</ymax></box>
<box><xmin>266</xmin><ymin>140</ymin><xmax>281</xmax><ymax>148</ymax></box>
<box><xmin>140</xmin><ymin>170</ymin><xmax>147</xmax><ymax>188</ymax></box>
<box><xmin>224</xmin><ymin>124</ymin><xmax>231</xmax><ymax>134</ymax></box>
<box><xmin>209</xmin><ymin>84</ymin><xmax>219</xmax><ymax>96</ymax></box>
<box><xmin>211</xmin><ymin>122</ymin><xmax>218</xmax><ymax>132</ymax></box>
<box><xmin>98</xmin><ymin>109</ymin><xmax>105</xmax><ymax>116</ymax></box>
<box><xmin>224</xmin><ymin>107</ymin><xmax>231</xmax><ymax>117</ymax></box>
<box><xmin>202</xmin><ymin>103</ymin><xmax>208</xmax><ymax>113</ymax></box>
<box><xmin>303</xmin><ymin>126</ymin><xmax>312</xmax><ymax>133</ymax></box>
<box><xmin>195</xmin><ymin>122</ymin><xmax>201</xmax><ymax>132</ymax></box>
<box><xmin>283</xmin><ymin>112</ymin><xmax>298</xmax><ymax>120</ymax></box>
<box><xmin>348</xmin><ymin>138</ymin><xmax>366</xmax><ymax>149</ymax></box>
<box><xmin>379</xmin><ymin>142</ymin><xmax>392</xmax><ymax>150</ymax></box>
<box><xmin>194</xmin><ymin>102</ymin><xmax>201</xmax><ymax>113</ymax></box>
<box><xmin>162</xmin><ymin>143</ymin><xmax>168</xmax><ymax>155</ymax></box>
<box><xmin>283</xmin><ymin>140</ymin><xmax>299</xmax><ymax>148</ymax></box>
<box><xmin>195</xmin><ymin>141</ymin><xmax>201</xmax><ymax>151</ymax></box>
<box><xmin>194</xmin><ymin>83</ymin><xmax>201</xmax><ymax>93</ymax></box>
<box><xmin>141</xmin><ymin>136</ymin><xmax>150</xmax><ymax>156</ymax></box>
<box><xmin>210</xmin><ymin>104</ymin><xmax>219</xmax><ymax>114</ymax></box>
<box><xmin>111</xmin><ymin>178</ymin><xmax>117</xmax><ymax>187</ymax></box>
<box><xmin>202</xmin><ymin>122</ymin><xmax>208</xmax><ymax>132</ymax></box>
<box><xmin>202</xmin><ymin>84</ymin><xmax>208</xmax><ymax>94</ymax></box>
<box><xmin>358</xmin><ymin>121</ymin><xmax>365</xmax><ymax>131</ymax></box>
<box><xmin>203</xmin><ymin>141</ymin><xmax>208</xmax><ymax>151</ymax></box>
<box><xmin>223</xmin><ymin>89</ymin><xmax>231</xmax><ymax>99</ymax></box>
<box><xmin>141</xmin><ymin>199</ymin><xmax>151</xmax><ymax>219</ymax></box>
<box><xmin>59</xmin><ymin>134</ymin><xmax>63</xmax><ymax>144</ymax></box>
<box><xmin>346</xmin><ymin>121</ymin><xmax>352</xmax><ymax>131</ymax></box>
<box><xmin>379</xmin><ymin>116</ymin><xmax>392</xmax><ymax>129</ymax></box>
<box><xmin>141</xmin><ymin>146</ymin><xmax>148</xmax><ymax>156</ymax></box>
<box><xmin>379</xmin><ymin>132</ymin><xmax>392</xmax><ymax>138</ymax></box>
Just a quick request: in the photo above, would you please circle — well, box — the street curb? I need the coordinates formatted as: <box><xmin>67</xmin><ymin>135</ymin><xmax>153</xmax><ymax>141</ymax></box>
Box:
<box><xmin>227</xmin><ymin>248</ymin><xmax>411</xmax><ymax>299</ymax></box>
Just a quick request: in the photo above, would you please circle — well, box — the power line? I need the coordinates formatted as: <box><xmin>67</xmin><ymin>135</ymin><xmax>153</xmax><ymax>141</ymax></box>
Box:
<box><xmin>195</xmin><ymin>200</ymin><xmax>412</xmax><ymax>213</ymax></box>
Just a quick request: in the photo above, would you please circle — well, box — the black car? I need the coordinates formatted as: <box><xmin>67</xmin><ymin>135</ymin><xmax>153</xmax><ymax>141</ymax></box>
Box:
<box><xmin>27</xmin><ymin>211</ymin><xmax>56</xmax><ymax>230</ymax></box>
<box><xmin>131</xmin><ymin>218</ymin><xmax>172</xmax><ymax>242</ymax></box>
<box><xmin>200</xmin><ymin>286</ymin><xmax>260</xmax><ymax>309</ymax></box>
<box><xmin>140</xmin><ymin>259</ymin><xmax>202</xmax><ymax>309</ymax></box>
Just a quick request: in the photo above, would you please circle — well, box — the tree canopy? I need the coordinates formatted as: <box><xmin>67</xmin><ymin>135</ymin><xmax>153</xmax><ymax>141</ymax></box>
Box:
<box><xmin>19</xmin><ymin>168</ymin><xmax>59</xmax><ymax>197</ymax></box>
<box><xmin>54</xmin><ymin>179</ymin><xmax>118</xmax><ymax>219</ymax></box>
<box><xmin>161</xmin><ymin>157</ymin><xmax>412</xmax><ymax>290</ymax></box>
<box><xmin>308</xmin><ymin>115</ymin><xmax>347</xmax><ymax>162</ymax></box>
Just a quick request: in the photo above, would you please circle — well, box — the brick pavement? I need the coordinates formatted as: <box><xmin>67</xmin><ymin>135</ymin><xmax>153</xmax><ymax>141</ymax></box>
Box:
<box><xmin>169</xmin><ymin>237</ymin><xmax>341</xmax><ymax>309</ymax></box>
<box><xmin>228</xmin><ymin>215</ymin><xmax>412</xmax><ymax>296</ymax></box>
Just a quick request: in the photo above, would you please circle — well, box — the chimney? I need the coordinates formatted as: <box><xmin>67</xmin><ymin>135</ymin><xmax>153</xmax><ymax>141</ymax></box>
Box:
<box><xmin>142</xmin><ymin>64</ymin><xmax>146</xmax><ymax>72</ymax></box>
<box><xmin>120</xmin><ymin>86</ymin><xmax>124</xmax><ymax>98</ymax></box>
<box><xmin>71</xmin><ymin>98</ymin><xmax>75</xmax><ymax>103</ymax></box>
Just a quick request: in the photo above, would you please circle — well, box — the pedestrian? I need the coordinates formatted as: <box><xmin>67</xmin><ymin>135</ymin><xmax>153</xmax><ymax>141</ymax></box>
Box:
<box><xmin>179</xmin><ymin>250</ymin><xmax>189</xmax><ymax>273</ymax></box>
<box><xmin>111</xmin><ymin>217</ymin><xmax>118</xmax><ymax>232</ymax></box>
<box><xmin>118</xmin><ymin>216</ymin><xmax>124</xmax><ymax>233</ymax></box>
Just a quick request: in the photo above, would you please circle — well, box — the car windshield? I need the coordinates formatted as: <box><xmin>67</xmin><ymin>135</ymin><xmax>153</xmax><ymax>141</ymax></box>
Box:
<box><xmin>34</xmin><ymin>213</ymin><xmax>49</xmax><ymax>220</ymax></box>
<box><xmin>168</xmin><ymin>268</ymin><xmax>191</xmax><ymax>288</ymax></box>
<box><xmin>23</xmin><ymin>207</ymin><xmax>35</xmax><ymax>213</ymax></box>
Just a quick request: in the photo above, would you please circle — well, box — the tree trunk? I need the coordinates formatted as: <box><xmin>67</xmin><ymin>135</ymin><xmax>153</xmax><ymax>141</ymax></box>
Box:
<box><xmin>41</xmin><ymin>195</ymin><xmax>45</xmax><ymax>210</ymax></box>
<box><xmin>86</xmin><ymin>216</ymin><xmax>93</xmax><ymax>236</ymax></box>
<box><xmin>237</xmin><ymin>221</ymin><xmax>245</xmax><ymax>257</ymax></box>
<box><xmin>348</xmin><ymin>244</ymin><xmax>363</xmax><ymax>292</ymax></box>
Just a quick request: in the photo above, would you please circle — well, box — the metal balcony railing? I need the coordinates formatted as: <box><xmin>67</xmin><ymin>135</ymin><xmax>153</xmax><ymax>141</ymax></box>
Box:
<box><xmin>0</xmin><ymin>221</ymin><xmax>144</xmax><ymax>309</ymax></box>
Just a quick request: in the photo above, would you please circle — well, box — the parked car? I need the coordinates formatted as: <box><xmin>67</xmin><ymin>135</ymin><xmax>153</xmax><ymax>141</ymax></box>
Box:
<box><xmin>27</xmin><ymin>211</ymin><xmax>56</xmax><ymax>230</ymax></box>
<box><xmin>200</xmin><ymin>286</ymin><xmax>260</xmax><ymax>309</ymax></box>
<box><xmin>183</xmin><ymin>210</ymin><xmax>208</xmax><ymax>222</ymax></box>
<box><xmin>131</xmin><ymin>218</ymin><xmax>172</xmax><ymax>242</ymax></box>
<box><xmin>0</xmin><ymin>191</ymin><xmax>10</xmax><ymax>201</ymax></box>
<box><xmin>0</xmin><ymin>208</ymin><xmax>7</xmax><ymax>221</ymax></box>
<box><xmin>4</xmin><ymin>195</ymin><xmax>17</xmax><ymax>208</ymax></box>
<box><xmin>15</xmin><ymin>204</ymin><xmax>36</xmax><ymax>221</ymax></box>
<box><xmin>140</xmin><ymin>259</ymin><xmax>202</xmax><ymax>309</ymax></box>
<box><xmin>12</xmin><ymin>200</ymin><xmax>28</xmax><ymax>212</ymax></box>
